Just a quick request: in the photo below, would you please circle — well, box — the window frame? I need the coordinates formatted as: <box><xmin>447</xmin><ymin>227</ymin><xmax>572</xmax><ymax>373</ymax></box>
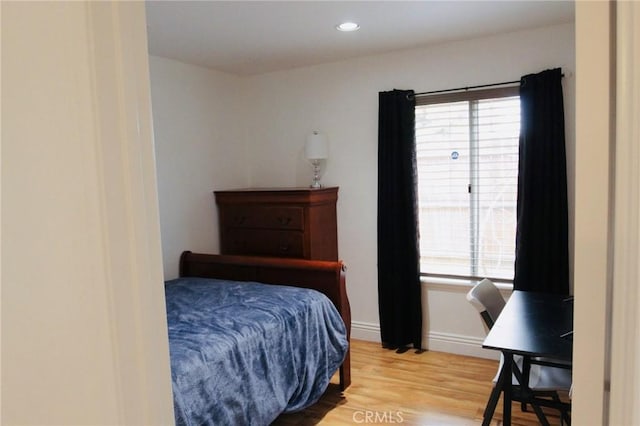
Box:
<box><xmin>415</xmin><ymin>85</ymin><xmax>520</xmax><ymax>285</ymax></box>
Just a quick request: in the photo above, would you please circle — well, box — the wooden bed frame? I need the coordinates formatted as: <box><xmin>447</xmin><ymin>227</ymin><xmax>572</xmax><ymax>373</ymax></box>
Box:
<box><xmin>179</xmin><ymin>251</ymin><xmax>352</xmax><ymax>390</ymax></box>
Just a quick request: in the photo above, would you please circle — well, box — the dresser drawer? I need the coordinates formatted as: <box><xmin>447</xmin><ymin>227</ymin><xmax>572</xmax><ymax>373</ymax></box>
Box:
<box><xmin>224</xmin><ymin>206</ymin><xmax>304</xmax><ymax>230</ymax></box>
<box><xmin>223</xmin><ymin>229</ymin><xmax>305</xmax><ymax>258</ymax></box>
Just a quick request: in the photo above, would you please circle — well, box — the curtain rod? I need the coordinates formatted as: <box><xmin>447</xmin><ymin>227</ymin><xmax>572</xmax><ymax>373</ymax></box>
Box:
<box><xmin>409</xmin><ymin>73</ymin><xmax>565</xmax><ymax>99</ymax></box>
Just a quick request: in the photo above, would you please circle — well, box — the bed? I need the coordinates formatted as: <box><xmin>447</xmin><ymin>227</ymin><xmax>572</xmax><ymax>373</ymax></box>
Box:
<box><xmin>165</xmin><ymin>251</ymin><xmax>352</xmax><ymax>425</ymax></box>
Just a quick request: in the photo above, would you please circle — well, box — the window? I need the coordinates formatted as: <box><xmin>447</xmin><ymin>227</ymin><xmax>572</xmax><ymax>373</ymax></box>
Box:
<box><xmin>415</xmin><ymin>87</ymin><xmax>520</xmax><ymax>282</ymax></box>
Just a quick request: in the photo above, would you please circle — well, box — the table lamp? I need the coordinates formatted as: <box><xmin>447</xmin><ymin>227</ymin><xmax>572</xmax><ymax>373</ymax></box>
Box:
<box><xmin>305</xmin><ymin>131</ymin><xmax>328</xmax><ymax>188</ymax></box>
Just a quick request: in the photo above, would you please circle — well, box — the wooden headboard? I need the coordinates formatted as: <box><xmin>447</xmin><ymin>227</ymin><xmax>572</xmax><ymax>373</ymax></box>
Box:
<box><xmin>179</xmin><ymin>251</ymin><xmax>351</xmax><ymax>390</ymax></box>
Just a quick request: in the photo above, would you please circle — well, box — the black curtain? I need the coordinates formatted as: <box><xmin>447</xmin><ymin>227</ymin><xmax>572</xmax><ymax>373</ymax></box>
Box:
<box><xmin>514</xmin><ymin>68</ymin><xmax>569</xmax><ymax>295</ymax></box>
<box><xmin>377</xmin><ymin>89</ymin><xmax>422</xmax><ymax>350</ymax></box>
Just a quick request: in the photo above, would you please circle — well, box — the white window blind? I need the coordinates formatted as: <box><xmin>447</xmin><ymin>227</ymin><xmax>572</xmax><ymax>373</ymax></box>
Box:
<box><xmin>415</xmin><ymin>91</ymin><xmax>520</xmax><ymax>282</ymax></box>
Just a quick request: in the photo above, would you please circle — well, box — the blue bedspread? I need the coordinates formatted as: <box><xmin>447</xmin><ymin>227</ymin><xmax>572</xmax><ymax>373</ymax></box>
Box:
<box><xmin>165</xmin><ymin>277</ymin><xmax>348</xmax><ymax>426</ymax></box>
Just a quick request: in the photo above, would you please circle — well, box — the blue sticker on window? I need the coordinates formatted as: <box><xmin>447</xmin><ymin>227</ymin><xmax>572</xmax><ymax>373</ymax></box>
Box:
<box><xmin>451</xmin><ymin>151</ymin><xmax>459</xmax><ymax>160</ymax></box>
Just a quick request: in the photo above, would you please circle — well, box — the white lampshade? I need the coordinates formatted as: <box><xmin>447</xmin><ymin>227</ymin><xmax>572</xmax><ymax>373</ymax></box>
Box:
<box><xmin>305</xmin><ymin>131</ymin><xmax>329</xmax><ymax>160</ymax></box>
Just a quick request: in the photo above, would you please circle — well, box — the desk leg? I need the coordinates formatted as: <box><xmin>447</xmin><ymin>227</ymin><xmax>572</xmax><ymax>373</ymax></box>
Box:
<box><xmin>503</xmin><ymin>353</ymin><xmax>513</xmax><ymax>426</ymax></box>
<box><xmin>482</xmin><ymin>384</ymin><xmax>501</xmax><ymax>426</ymax></box>
<box><xmin>482</xmin><ymin>354</ymin><xmax>511</xmax><ymax>426</ymax></box>
<box><xmin>521</xmin><ymin>356</ymin><xmax>530</xmax><ymax>412</ymax></box>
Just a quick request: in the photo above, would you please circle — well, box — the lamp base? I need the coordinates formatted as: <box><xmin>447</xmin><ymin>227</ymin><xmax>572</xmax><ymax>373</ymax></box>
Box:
<box><xmin>309</xmin><ymin>159</ymin><xmax>323</xmax><ymax>188</ymax></box>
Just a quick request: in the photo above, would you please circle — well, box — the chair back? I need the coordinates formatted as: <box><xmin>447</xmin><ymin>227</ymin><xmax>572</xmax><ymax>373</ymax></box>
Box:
<box><xmin>466</xmin><ymin>278</ymin><xmax>506</xmax><ymax>331</ymax></box>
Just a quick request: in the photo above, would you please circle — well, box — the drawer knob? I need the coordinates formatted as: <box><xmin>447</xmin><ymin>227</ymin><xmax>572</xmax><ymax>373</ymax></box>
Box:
<box><xmin>233</xmin><ymin>216</ymin><xmax>247</xmax><ymax>225</ymax></box>
<box><xmin>279</xmin><ymin>244</ymin><xmax>290</xmax><ymax>252</ymax></box>
<box><xmin>277</xmin><ymin>216</ymin><xmax>292</xmax><ymax>226</ymax></box>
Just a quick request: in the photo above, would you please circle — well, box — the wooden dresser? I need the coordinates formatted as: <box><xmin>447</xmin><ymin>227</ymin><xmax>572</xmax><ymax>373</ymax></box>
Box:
<box><xmin>214</xmin><ymin>187</ymin><xmax>338</xmax><ymax>261</ymax></box>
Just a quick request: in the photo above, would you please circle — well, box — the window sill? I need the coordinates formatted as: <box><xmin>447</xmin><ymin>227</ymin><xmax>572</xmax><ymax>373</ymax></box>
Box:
<box><xmin>420</xmin><ymin>275</ymin><xmax>513</xmax><ymax>294</ymax></box>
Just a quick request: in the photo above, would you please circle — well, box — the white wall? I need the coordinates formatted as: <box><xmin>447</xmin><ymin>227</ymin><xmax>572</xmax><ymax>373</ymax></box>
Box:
<box><xmin>572</xmin><ymin>2</ymin><xmax>640</xmax><ymax>422</ymax></box>
<box><xmin>609</xmin><ymin>2</ymin><xmax>640</xmax><ymax>423</ymax></box>
<box><xmin>2</xmin><ymin>2</ymin><xmax>174</xmax><ymax>424</ymax></box>
<box><xmin>242</xmin><ymin>23</ymin><xmax>575</xmax><ymax>356</ymax></box>
<box><xmin>573</xmin><ymin>2</ymin><xmax>613</xmax><ymax>423</ymax></box>
<box><xmin>149</xmin><ymin>56</ymin><xmax>248</xmax><ymax>279</ymax></box>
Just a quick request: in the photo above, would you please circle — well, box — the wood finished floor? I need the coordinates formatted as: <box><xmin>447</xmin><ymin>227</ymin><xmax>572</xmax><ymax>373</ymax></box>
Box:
<box><xmin>273</xmin><ymin>339</ymin><xmax>565</xmax><ymax>425</ymax></box>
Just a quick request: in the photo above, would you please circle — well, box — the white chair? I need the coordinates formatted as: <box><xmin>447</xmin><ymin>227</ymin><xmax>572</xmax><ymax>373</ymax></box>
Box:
<box><xmin>467</xmin><ymin>278</ymin><xmax>505</xmax><ymax>332</ymax></box>
<box><xmin>467</xmin><ymin>279</ymin><xmax>572</xmax><ymax>425</ymax></box>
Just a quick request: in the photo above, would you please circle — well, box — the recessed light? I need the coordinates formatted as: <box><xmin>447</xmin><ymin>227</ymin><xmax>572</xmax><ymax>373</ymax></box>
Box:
<box><xmin>336</xmin><ymin>22</ymin><xmax>360</xmax><ymax>32</ymax></box>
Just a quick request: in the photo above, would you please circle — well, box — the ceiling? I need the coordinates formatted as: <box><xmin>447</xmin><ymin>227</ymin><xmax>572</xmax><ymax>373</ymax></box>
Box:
<box><xmin>145</xmin><ymin>1</ymin><xmax>574</xmax><ymax>76</ymax></box>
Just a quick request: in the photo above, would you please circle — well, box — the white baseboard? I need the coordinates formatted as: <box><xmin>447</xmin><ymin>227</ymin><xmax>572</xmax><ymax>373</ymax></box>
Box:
<box><xmin>350</xmin><ymin>321</ymin><xmax>498</xmax><ymax>360</ymax></box>
<box><xmin>427</xmin><ymin>331</ymin><xmax>498</xmax><ymax>360</ymax></box>
<box><xmin>351</xmin><ymin>320</ymin><xmax>381</xmax><ymax>342</ymax></box>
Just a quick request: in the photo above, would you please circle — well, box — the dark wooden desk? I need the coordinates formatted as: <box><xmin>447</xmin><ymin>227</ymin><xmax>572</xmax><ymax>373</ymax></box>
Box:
<box><xmin>482</xmin><ymin>291</ymin><xmax>573</xmax><ymax>425</ymax></box>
